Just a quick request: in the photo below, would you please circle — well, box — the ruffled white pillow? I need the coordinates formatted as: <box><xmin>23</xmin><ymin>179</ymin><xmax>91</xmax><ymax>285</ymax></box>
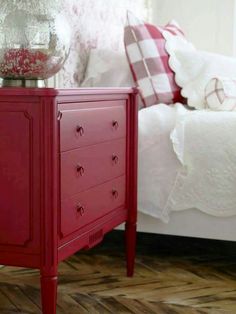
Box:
<box><xmin>164</xmin><ymin>31</ymin><xmax>236</xmax><ymax>109</ymax></box>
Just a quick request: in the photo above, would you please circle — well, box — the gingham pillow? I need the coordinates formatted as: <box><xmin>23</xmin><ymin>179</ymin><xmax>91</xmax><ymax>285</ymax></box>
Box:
<box><xmin>205</xmin><ymin>77</ymin><xmax>236</xmax><ymax>111</ymax></box>
<box><xmin>124</xmin><ymin>11</ymin><xmax>185</xmax><ymax>107</ymax></box>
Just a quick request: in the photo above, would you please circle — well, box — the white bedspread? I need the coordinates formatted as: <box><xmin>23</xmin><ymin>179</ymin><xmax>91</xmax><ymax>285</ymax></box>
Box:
<box><xmin>138</xmin><ymin>104</ymin><xmax>236</xmax><ymax>222</ymax></box>
<box><xmin>138</xmin><ymin>104</ymin><xmax>182</xmax><ymax>222</ymax></box>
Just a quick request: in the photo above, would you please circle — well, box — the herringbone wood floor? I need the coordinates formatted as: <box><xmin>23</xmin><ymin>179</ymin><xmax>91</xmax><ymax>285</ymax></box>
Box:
<box><xmin>1</xmin><ymin>231</ymin><xmax>236</xmax><ymax>313</ymax></box>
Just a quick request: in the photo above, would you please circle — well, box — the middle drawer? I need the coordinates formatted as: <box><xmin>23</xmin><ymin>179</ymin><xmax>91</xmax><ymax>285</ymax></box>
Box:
<box><xmin>61</xmin><ymin>138</ymin><xmax>126</xmax><ymax>200</ymax></box>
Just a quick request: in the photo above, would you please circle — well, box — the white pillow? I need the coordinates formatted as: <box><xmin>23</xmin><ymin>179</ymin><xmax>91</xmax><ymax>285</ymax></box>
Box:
<box><xmin>164</xmin><ymin>32</ymin><xmax>236</xmax><ymax>109</ymax></box>
<box><xmin>81</xmin><ymin>49</ymin><xmax>134</xmax><ymax>87</ymax></box>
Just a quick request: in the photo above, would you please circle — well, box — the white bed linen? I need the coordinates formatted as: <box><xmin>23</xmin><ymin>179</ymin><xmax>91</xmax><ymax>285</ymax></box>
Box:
<box><xmin>138</xmin><ymin>104</ymin><xmax>236</xmax><ymax>222</ymax></box>
<box><xmin>138</xmin><ymin>104</ymin><xmax>182</xmax><ymax>222</ymax></box>
<box><xmin>167</xmin><ymin>108</ymin><xmax>236</xmax><ymax>217</ymax></box>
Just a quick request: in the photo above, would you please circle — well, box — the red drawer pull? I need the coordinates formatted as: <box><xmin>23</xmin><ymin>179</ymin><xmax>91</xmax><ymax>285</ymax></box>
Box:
<box><xmin>112</xmin><ymin>120</ymin><xmax>119</xmax><ymax>130</ymax></box>
<box><xmin>76</xmin><ymin>164</ymin><xmax>85</xmax><ymax>176</ymax></box>
<box><xmin>112</xmin><ymin>154</ymin><xmax>119</xmax><ymax>164</ymax></box>
<box><xmin>77</xmin><ymin>204</ymin><xmax>85</xmax><ymax>216</ymax></box>
<box><xmin>76</xmin><ymin>125</ymin><xmax>84</xmax><ymax>136</ymax></box>
<box><xmin>112</xmin><ymin>189</ymin><xmax>119</xmax><ymax>199</ymax></box>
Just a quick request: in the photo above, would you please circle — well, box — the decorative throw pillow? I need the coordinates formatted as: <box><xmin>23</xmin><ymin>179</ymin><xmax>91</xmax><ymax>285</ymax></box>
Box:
<box><xmin>205</xmin><ymin>77</ymin><xmax>236</xmax><ymax>111</ymax></box>
<box><xmin>124</xmin><ymin>11</ymin><xmax>185</xmax><ymax>107</ymax></box>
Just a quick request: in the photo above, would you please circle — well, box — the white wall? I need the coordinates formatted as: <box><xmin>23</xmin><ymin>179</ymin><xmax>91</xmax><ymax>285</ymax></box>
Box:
<box><xmin>150</xmin><ymin>0</ymin><xmax>235</xmax><ymax>56</ymax></box>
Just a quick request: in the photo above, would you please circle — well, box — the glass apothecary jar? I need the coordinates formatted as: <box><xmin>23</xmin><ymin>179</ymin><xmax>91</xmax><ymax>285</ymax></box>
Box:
<box><xmin>0</xmin><ymin>0</ymin><xmax>71</xmax><ymax>87</ymax></box>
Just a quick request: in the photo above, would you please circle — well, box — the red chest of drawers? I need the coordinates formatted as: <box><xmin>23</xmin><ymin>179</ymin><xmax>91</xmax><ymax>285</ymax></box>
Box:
<box><xmin>0</xmin><ymin>87</ymin><xmax>138</xmax><ymax>314</ymax></box>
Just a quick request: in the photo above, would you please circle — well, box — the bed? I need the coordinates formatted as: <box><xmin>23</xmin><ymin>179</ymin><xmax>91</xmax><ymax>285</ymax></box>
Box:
<box><xmin>81</xmin><ymin>45</ymin><xmax>236</xmax><ymax>242</ymax></box>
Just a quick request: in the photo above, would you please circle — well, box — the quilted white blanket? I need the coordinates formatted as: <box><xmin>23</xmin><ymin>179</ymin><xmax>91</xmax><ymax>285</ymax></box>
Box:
<box><xmin>138</xmin><ymin>104</ymin><xmax>236</xmax><ymax>222</ymax></box>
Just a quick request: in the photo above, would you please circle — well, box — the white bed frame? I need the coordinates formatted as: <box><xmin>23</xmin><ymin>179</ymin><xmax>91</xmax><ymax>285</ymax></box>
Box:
<box><xmin>137</xmin><ymin>210</ymin><xmax>236</xmax><ymax>241</ymax></box>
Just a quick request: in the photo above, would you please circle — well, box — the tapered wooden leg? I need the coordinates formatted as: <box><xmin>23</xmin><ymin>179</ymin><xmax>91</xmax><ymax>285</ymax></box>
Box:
<box><xmin>125</xmin><ymin>222</ymin><xmax>137</xmax><ymax>277</ymax></box>
<box><xmin>40</xmin><ymin>273</ymin><xmax>58</xmax><ymax>314</ymax></box>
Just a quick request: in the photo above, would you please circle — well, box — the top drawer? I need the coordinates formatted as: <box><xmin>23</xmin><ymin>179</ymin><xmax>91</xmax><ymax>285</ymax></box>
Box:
<box><xmin>59</xmin><ymin>101</ymin><xmax>126</xmax><ymax>152</ymax></box>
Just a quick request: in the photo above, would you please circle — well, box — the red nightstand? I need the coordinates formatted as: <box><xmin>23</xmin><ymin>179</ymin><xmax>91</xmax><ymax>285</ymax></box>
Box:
<box><xmin>0</xmin><ymin>88</ymin><xmax>138</xmax><ymax>314</ymax></box>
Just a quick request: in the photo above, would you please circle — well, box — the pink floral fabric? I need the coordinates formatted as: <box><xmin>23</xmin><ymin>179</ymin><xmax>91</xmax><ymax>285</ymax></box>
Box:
<box><xmin>57</xmin><ymin>0</ymin><xmax>148</xmax><ymax>88</ymax></box>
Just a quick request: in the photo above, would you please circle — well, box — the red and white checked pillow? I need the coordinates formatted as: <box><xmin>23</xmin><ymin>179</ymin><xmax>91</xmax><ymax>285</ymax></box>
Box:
<box><xmin>205</xmin><ymin>77</ymin><xmax>236</xmax><ymax>111</ymax></box>
<box><xmin>124</xmin><ymin>11</ymin><xmax>185</xmax><ymax>107</ymax></box>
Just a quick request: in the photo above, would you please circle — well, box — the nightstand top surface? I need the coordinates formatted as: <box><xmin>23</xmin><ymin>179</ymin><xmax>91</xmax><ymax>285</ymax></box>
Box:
<box><xmin>0</xmin><ymin>87</ymin><xmax>136</xmax><ymax>97</ymax></box>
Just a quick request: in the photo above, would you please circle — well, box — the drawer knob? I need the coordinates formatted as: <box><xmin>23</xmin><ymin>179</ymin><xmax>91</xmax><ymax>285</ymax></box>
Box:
<box><xmin>77</xmin><ymin>204</ymin><xmax>85</xmax><ymax>216</ymax></box>
<box><xmin>112</xmin><ymin>120</ymin><xmax>119</xmax><ymax>130</ymax></box>
<box><xmin>76</xmin><ymin>125</ymin><xmax>84</xmax><ymax>136</ymax></box>
<box><xmin>76</xmin><ymin>164</ymin><xmax>85</xmax><ymax>176</ymax></box>
<box><xmin>112</xmin><ymin>189</ymin><xmax>119</xmax><ymax>199</ymax></box>
<box><xmin>112</xmin><ymin>154</ymin><xmax>119</xmax><ymax>164</ymax></box>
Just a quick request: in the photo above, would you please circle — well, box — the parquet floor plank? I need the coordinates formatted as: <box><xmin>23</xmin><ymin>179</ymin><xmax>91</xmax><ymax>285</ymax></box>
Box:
<box><xmin>71</xmin><ymin>293</ymin><xmax>113</xmax><ymax>314</ymax></box>
<box><xmin>0</xmin><ymin>289</ymin><xmax>18</xmax><ymax>313</ymax></box>
<box><xmin>0</xmin><ymin>284</ymin><xmax>41</xmax><ymax>313</ymax></box>
<box><xmin>57</xmin><ymin>293</ymin><xmax>89</xmax><ymax>314</ymax></box>
<box><xmin>84</xmin><ymin>295</ymin><xmax>134</xmax><ymax>313</ymax></box>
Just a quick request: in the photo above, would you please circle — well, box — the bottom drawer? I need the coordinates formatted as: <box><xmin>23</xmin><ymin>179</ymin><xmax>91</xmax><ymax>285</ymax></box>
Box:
<box><xmin>60</xmin><ymin>176</ymin><xmax>126</xmax><ymax>238</ymax></box>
